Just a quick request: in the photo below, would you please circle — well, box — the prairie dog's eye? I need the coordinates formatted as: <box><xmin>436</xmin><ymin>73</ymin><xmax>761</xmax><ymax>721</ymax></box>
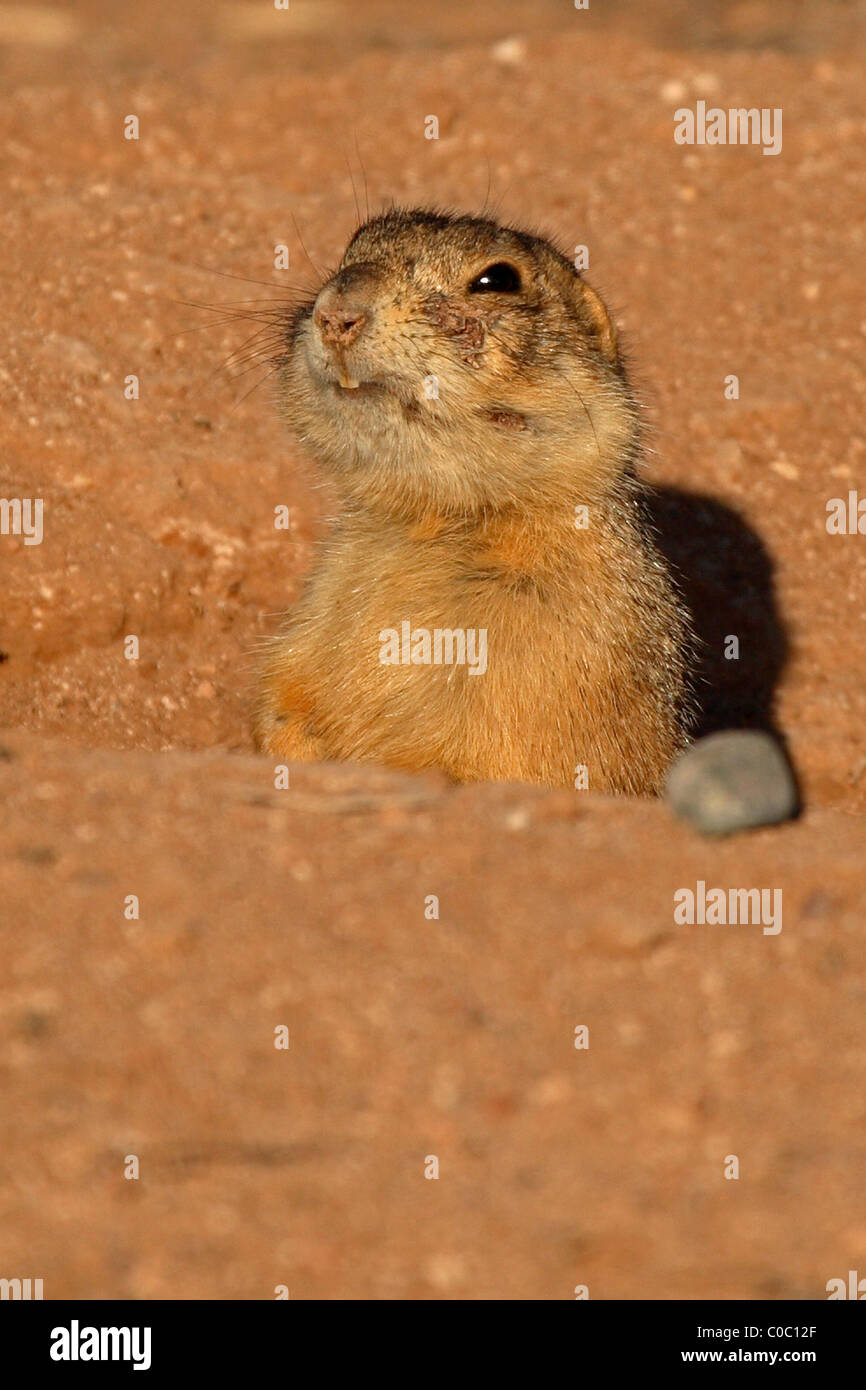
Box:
<box><xmin>468</xmin><ymin>262</ymin><xmax>522</xmax><ymax>293</ymax></box>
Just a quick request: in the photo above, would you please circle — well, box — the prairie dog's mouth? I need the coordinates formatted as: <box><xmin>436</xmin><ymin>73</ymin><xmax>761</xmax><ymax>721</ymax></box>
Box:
<box><xmin>328</xmin><ymin>377</ymin><xmax>385</xmax><ymax>396</ymax></box>
<box><xmin>319</xmin><ymin>371</ymin><xmax>417</xmax><ymax>407</ymax></box>
<box><xmin>305</xmin><ymin>346</ymin><xmax>386</xmax><ymax>396</ymax></box>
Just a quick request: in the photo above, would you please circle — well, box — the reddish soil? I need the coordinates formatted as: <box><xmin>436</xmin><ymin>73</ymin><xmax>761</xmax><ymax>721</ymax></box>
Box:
<box><xmin>1</xmin><ymin>0</ymin><xmax>865</xmax><ymax>1299</ymax></box>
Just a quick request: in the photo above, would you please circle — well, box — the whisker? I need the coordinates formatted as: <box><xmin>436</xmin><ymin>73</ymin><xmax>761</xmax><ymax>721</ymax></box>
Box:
<box><xmin>203</xmin><ymin>323</ymin><xmax>287</xmax><ymax>386</ymax></box>
<box><xmin>345</xmin><ymin>149</ymin><xmax>361</xmax><ymax>228</ymax></box>
<box><xmin>179</xmin><ymin>291</ymin><xmax>305</xmax><ymax>308</ymax></box>
<box><xmin>177</xmin><ymin>259</ymin><xmax>315</xmax><ymax>293</ymax></box>
<box><xmin>354</xmin><ymin>133</ymin><xmax>370</xmax><ymax>221</ymax></box>
<box><xmin>173</xmin><ymin>299</ymin><xmax>291</xmax><ymax>332</ymax></box>
<box><xmin>563</xmin><ymin>372</ymin><xmax>602</xmax><ymax>463</ymax></box>
<box><xmin>228</xmin><ymin>363</ymin><xmax>281</xmax><ymax>413</ymax></box>
<box><xmin>176</xmin><ymin>316</ymin><xmax>282</xmax><ymax>337</ymax></box>
<box><xmin>291</xmin><ymin>214</ymin><xmax>327</xmax><ymax>282</ymax></box>
<box><xmin>224</xmin><ymin>339</ymin><xmax>289</xmax><ymax>377</ymax></box>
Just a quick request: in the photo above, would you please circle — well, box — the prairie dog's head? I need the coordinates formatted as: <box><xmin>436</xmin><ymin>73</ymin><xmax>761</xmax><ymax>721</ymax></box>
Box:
<box><xmin>280</xmin><ymin>208</ymin><xmax>638</xmax><ymax>518</ymax></box>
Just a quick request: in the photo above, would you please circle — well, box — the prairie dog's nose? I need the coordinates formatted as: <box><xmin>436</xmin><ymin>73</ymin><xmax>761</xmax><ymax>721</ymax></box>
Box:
<box><xmin>315</xmin><ymin>302</ymin><xmax>367</xmax><ymax>347</ymax></box>
<box><xmin>313</xmin><ymin>263</ymin><xmax>378</xmax><ymax>348</ymax></box>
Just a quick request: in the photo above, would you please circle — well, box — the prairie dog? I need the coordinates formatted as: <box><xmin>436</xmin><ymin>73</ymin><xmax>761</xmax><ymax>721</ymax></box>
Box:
<box><xmin>253</xmin><ymin>208</ymin><xmax>694</xmax><ymax>793</ymax></box>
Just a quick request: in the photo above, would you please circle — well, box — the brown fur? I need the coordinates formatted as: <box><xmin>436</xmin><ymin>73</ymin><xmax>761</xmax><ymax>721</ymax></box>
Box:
<box><xmin>253</xmin><ymin>209</ymin><xmax>694</xmax><ymax>793</ymax></box>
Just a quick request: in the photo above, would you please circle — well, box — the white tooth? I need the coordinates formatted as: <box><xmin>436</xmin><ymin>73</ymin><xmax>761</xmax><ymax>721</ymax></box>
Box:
<box><xmin>339</xmin><ymin>370</ymin><xmax>361</xmax><ymax>389</ymax></box>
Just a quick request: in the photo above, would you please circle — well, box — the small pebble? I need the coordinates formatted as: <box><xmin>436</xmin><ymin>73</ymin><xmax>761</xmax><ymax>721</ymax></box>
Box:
<box><xmin>664</xmin><ymin>730</ymin><xmax>799</xmax><ymax>835</ymax></box>
<box><xmin>491</xmin><ymin>36</ymin><xmax>527</xmax><ymax>66</ymax></box>
<box><xmin>770</xmin><ymin>459</ymin><xmax>800</xmax><ymax>480</ymax></box>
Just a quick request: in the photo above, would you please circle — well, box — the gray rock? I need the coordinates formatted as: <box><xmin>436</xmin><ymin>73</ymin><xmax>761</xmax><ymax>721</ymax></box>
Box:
<box><xmin>664</xmin><ymin>730</ymin><xmax>799</xmax><ymax>835</ymax></box>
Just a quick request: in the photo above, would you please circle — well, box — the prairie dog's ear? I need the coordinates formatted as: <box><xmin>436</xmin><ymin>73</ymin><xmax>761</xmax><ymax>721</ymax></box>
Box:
<box><xmin>572</xmin><ymin>278</ymin><xmax>620</xmax><ymax>367</ymax></box>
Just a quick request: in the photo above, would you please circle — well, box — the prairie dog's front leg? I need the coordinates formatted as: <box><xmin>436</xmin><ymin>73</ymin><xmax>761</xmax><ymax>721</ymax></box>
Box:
<box><xmin>252</xmin><ymin>640</ymin><xmax>325</xmax><ymax>761</ymax></box>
